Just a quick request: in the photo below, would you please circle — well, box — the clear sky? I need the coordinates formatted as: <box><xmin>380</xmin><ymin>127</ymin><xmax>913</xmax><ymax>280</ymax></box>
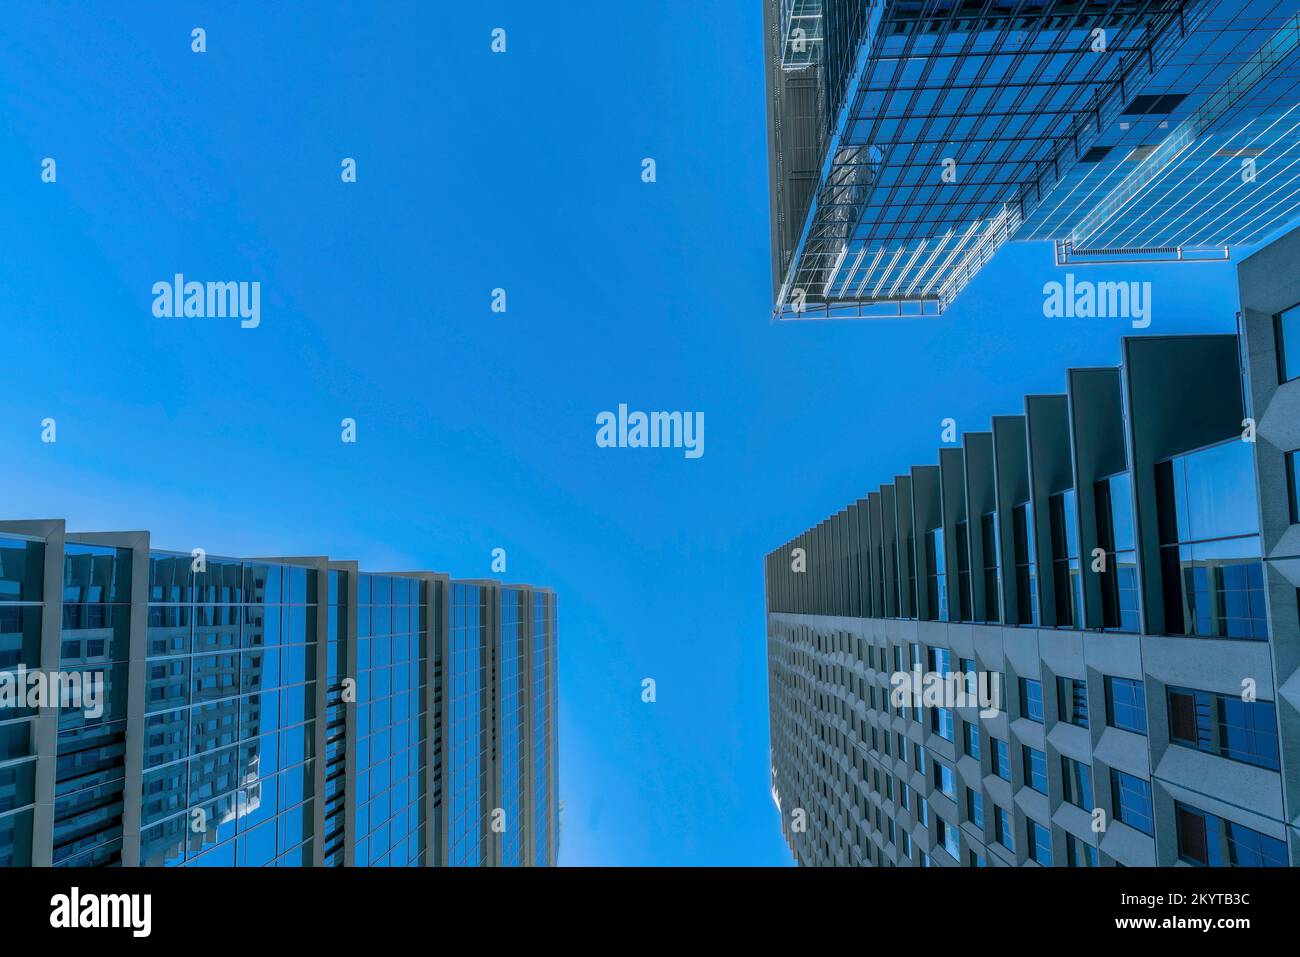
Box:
<box><xmin>0</xmin><ymin>2</ymin><xmax>1253</xmax><ymax>865</ymax></box>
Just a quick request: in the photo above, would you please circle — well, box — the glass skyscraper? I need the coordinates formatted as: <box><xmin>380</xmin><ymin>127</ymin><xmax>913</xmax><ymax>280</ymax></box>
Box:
<box><xmin>764</xmin><ymin>224</ymin><xmax>1300</xmax><ymax>866</ymax></box>
<box><xmin>0</xmin><ymin>536</ymin><xmax>558</xmax><ymax>868</ymax></box>
<box><xmin>766</xmin><ymin>0</ymin><xmax>1300</xmax><ymax>317</ymax></box>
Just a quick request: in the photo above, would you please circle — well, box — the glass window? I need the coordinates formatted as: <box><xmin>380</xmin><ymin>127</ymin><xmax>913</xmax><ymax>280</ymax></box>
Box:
<box><xmin>1287</xmin><ymin>451</ymin><xmax>1299</xmax><ymax>525</ymax></box>
<box><xmin>926</xmin><ymin>529</ymin><xmax>948</xmax><ymax>622</ymax></box>
<box><xmin>1176</xmin><ymin>802</ymin><xmax>1287</xmax><ymax>866</ymax></box>
<box><xmin>1067</xmin><ymin>834</ymin><xmax>1099</xmax><ymax>867</ymax></box>
<box><xmin>993</xmin><ymin>737</ymin><xmax>1011</xmax><ymax>780</ymax></box>
<box><xmin>1028</xmin><ymin>820</ymin><xmax>1052</xmax><ymax>865</ymax></box>
<box><xmin>981</xmin><ymin>511</ymin><xmax>1001</xmax><ymax>623</ymax></box>
<box><xmin>995</xmin><ymin>806</ymin><xmax>1013</xmax><ymax>851</ymax></box>
<box><xmin>966</xmin><ymin>787</ymin><xmax>984</xmax><ymax>828</ymax></box>
<box><xmin>1057</xmin><ymin>676</ymin><xmax>1089</xmax><ymax>727</ymax></box>
<box><xmin>931</xmin><ymin>707</ymin><xmax>954</xmax><ymax>742</ymax></box>
<box><xmin>1167</xmin><ymin>687</ymin><xmax>1280</xmax><ymax>771</ymax></box>
<box><xmin>1020</xmin><ymin>677</ymin><xmax>1044</xmax><ymax>722</ymax></box>
<box><xmin>1013</xmin><ymin>503</ymin><xmax>1038</xmax><ymax>625</ymax></box>
<box><xmin>1049</xmin><ymin>490</ymin><xmax>1083</xmax><ymax>628</ymax></box>
<box><xmin>1276</xmin><ymin>303</ymin><xmax>1300</xmax><ymax>383</ymax></box>
<box><xmin>933</xmin><ymin>761</ymin><xmax>956</xmax><ymax>798</ymax></box>
<box><xmin>955</xmin><ymin>520</ymin><xmax>973</xmax><ymax>621</ymax></box>
<box><xmin>1023</xmin><ymin>746</ymin><xmax>1048</xmax><ymax>794</ymax></box>
<box><xmin>1095</xmin><ymin>474</ymin><xmax>1140</xmax><ymax>631</ymax></box>
<box><xmin>1156</xmin><ymin>440</ymin><xmax>1266</xmax><ymax>640</ymax></box>
<box><xmin>1111</xmin><ymin>770</ymin><xmax>1154</xmax><ymax>835</ymax></box>
<box><xmin>1105</xmin><ymin>676</ymin><xmax>1147</xmax><ymax>734</ymax></box>
<box><xmin>1061</xmin><ymin>756</ymin><xmax>1094</xmax><ymax>810</ymax></box>
<box><xmin>963</xmin><ymin>721</ymin><xmax>980</xmax><ymax>759</ymax></box>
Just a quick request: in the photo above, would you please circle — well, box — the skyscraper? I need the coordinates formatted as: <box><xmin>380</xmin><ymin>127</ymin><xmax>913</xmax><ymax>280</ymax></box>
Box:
<box><xmin>766</xmin><ymin>0</ymin><xmax>1300</xmax><ymax>318</ymax></box>
<box><xmin>0</xmin><ymin>531</ymin><xmax>558</xmax><ymax>867</ymax></box>
<box><xmin>763</xmin><ymin>224</ymin><xmax>1300</xmax><ymax>866</ymax></box>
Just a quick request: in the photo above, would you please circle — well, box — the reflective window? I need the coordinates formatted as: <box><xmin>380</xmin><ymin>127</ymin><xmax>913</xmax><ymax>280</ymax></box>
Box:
<box><xmin>1276</xmin><ymin>303</ymin><xmax>1300</xmax><ymax>383</ymax></box>
<box><xmin>1287</xmin><ymin>451</ymin><xmax>1299</xmax><ymax>525</ymax></box>
<box><xmin>1061</xmin><ymin>756</ymin><xmax>1093</xmax><ymax>810</ymax></box>
<box><xmin>1095</xmin><ymin>473</ymin><xmax>1140</xmax><ymax>631</ymax></box>
<box><xmin>1019</xmin><ymin>677</ymin><xmax>1044</xmax><ymax>723</ymax></box>
<box><xmin>966</xmin><ymin>787</ymin><xmax>984</xmax><ymax>829</ymax></box>
<box><xmin>1067</xmin><ymin>834</ymin><xmax>1099</xmax><ymax>867</ymax></box>
<box><xmin>1057</xmin><ymin>676</ymin><xmax>1088</xmax><ymax>728</ymax></box>
<box><xmin>1111</xmin><ymin>770</ymin><xmax>1154</xmax><ymax>835</ymax></box>
<box><xmin>1176</xmin><ymin>802</ymin><xmax>1287</xmax><ymax>866</ymax></box>
<box><xmin>926</xmin><ymin>528</ymin><xmax>947</xmax><ymax>622</ymax></box>
<box><xmin>980</xmin><ymin>511</ymin><xmax>1001</xmax><ymax>623</ymax></box>
<box><xmin>1156</xmin><ymin>440</ymin><xmax>1266</xmax><ymax>640</ymax></box>
<box><xmin>1028</xmin><ymin>819</ymin><xmax>1052</xmax><ymax>865</ymax></box>
<box><xmin>1022</xmin><ymin>746</ymin><xmax>1047</xmax><ymax>794</ymax></box>
<box><xmin>995</xmin><ymin>805</ymin><xmax>1013</xmax><ymax>851</ymax></box>
<box><xmin>1013</xmin><ymin>503</ymin><xmax>1038</xmax><ymax>625</ymax></box>
<box><xmin>1105</xmin><ymin>676</ymin><xmax>1147</xmax><ymax>735</ymax></box>
<box><xmin>1049</xmin><ymin>489</ymin><xmax>1083</xmax><ymax>627</ymax></box>
<box><xmin>963</xmin><ymin>721</ymin><xmax>980</xmax><ymax>759</ymax></box>
<box><xmin>992</xmin><ymin>737</ymin><xmax>1011</xmax><ymax>781</ymax></box>
<box><xmin>140</xmin><ymin>555</ymin><xmax>318</xmax><ymax>868</ymax></box>
<box><xmin>1167</xmin><ymin>687</ymin><xmax>1279</xmax><ymax>771</ymax></box>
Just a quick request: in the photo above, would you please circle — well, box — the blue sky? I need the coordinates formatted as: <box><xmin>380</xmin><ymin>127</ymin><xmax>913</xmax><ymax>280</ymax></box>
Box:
<box><xmin>0</xmin><ymin>3</ymin><xmax>1252</xmax><ymax>865</ymax></box>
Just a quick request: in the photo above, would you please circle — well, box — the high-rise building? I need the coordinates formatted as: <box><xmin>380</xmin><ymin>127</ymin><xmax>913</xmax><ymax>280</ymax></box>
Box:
<box><xmin>0</xmin><ymin>533</ymin><xmax>558</xmax><ymax>867</ymax></box>
<box><xmin>765</xmin><ymin>0</ymin><xmax>1300</xmax><ymax>318</ymax></box>
<box><xmin>763</xmin><ymin>226</ymin><xmax>1300</xmax><ymax>866</ymax></box>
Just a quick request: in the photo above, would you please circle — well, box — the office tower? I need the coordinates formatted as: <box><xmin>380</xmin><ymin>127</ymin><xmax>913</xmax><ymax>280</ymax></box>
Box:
<box><xmin>763</xmin><ymin>226</ymin><xmax>1300</xmax><ymax>867</ymax></box>
<box><xmin>765</xmin><ymin>0</ymin><xmax>1300</xmax><ymax>318</ymax></box>
<box><xmin>0</xmin><ymin>534</ymin><xmax>558</xmax><ymax>867</ymax></box>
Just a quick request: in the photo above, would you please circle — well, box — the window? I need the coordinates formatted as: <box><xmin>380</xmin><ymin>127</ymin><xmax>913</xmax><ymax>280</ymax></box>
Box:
<box><xmin>918</xmin><ymin>797</ymin><xmax>928</xmax><ymax>826</ymax></box>
<box><xmin>1019</xmin><ymin>677</ymin><xmax>1044</xmax><ymax>722</ymax></box>
<box><xmin>926</xmin><ymin>528</ymin><xmax>948</xmax><ymax>622</ymax></box>
<box><xmin>981</xmin><ymin>511</ymin><xmax>1001</xmax><ymax>622</ymax></box>
<box><xmin>995</xmin><ymin>806</ymin><xmax>1013</xmax><ymax>851</ymax></box>
<box><xmin>900</xmin><ymin>829</ymin><xmax>912</xmax><ymax>860</ymax></box>
<box><xmin>1023</xmin><ymin>746</ymin><xmax>1048</xmax><ymax>794</ymax></box>
<box><xmin>1061</xmin><ymin>756</ymin><xmax>1094</xmax><ymax>810</ymax></box>
<box><xmin>936</xmin><ymin>816</ymin><xmax>960</xmax><ymax>858</ymax></box>
<box><xmin>955</xmin><ymin>520</ymin><xmax>973</xmax><ymax>621</ymax></box>
<box><xmin>1176</xmin><ymin>802</ymin><xmax>1287</xmax><ymax>866</ymax></box>
<box><xmin>1049</xmin><ymin>489</ymin><xmax>1083</xmax><ymax>627</ymax></box>
<box><xmin>966</xmin><ymin>787</ymin><xmax>984</xmax><ymax>828</ymax></box>
<box><xmin>900</xmin><ymin>781</ymin><xmax>910</xmax><ymax>810</ymax></box>
<box><xmin>1105</xmin><ymin>676</ymin><xmax>1147</xmax><ymax>734</ymax></box>
<box><xmin>963</xmin><ymin>721</ymin><xmax>981</xmax><ymax>759</ymax></box>
<box><xmin>930</xmin><ymin>707</ymin><xmax>954</xmax><ymax>742</ymax></box>
<box><xmin>1275</xmin><ymin>302</ymin><xmax>1300</xmax><ymax>383</ymax></box>
<box><xmin>1067</xmin><ymin>834</ymin><xmax>1099</xmax><ymax>867</ymax></box>
<box><xmin>914</xmin><ymin>743</ymin><xmax>925</xmax><ymax>774</ymax></box>
<box><xmin>1057</xmin><ymin>676</ymin><xmax>1089</xmax><ymax>727</ymax></box>
<box><xmin>992</xmin><ymin>737</ymin><xmax>1011</xmax><ymax>780</ymax></box>
<box><xmin>1167</xmin><ymin>687</ymin><xmax>1280</xmax><ymax>770</ymax></box>
<box><xmin>1287</xmin><ymin>451</ymin><xmax>1299</xmax><ymax>525</ymax></box>
<box><xmin>969</xmin><ymin>850</ymin><xmax>986</xmax><ymax>867</ymax></box>
<box><xmin>904</xmin><ymin>534</ymin><xmax>918</xmax><ymax>617</ymax></box>
<box><xmin>1013</xmin><ymin>503</ymin><xmax>1038</xmax><ymax>625</ymax></box>
<box><xmin>1095</xmin><ymin>473</ymin><xmax>1140</xmax><ymax>631</ymax></box>
<box><xmin>934</xmin><ymin>761</ymin><xmax>956</xmax><ymax>799</ymax></box>
<box><xmin>1155</xmin><ymin>440</ymin><xmax>1266</xmax><ymax>640</ymax></box>
<box><xmin>1028</xmin><ymin>820</ymin><xmax>1052</xmax><ymax>864</ymax></box>
<box><xmin>1111</xmin><ymin>770</ymin><xmax>1154</xmax><ymax>835</ymax></box>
